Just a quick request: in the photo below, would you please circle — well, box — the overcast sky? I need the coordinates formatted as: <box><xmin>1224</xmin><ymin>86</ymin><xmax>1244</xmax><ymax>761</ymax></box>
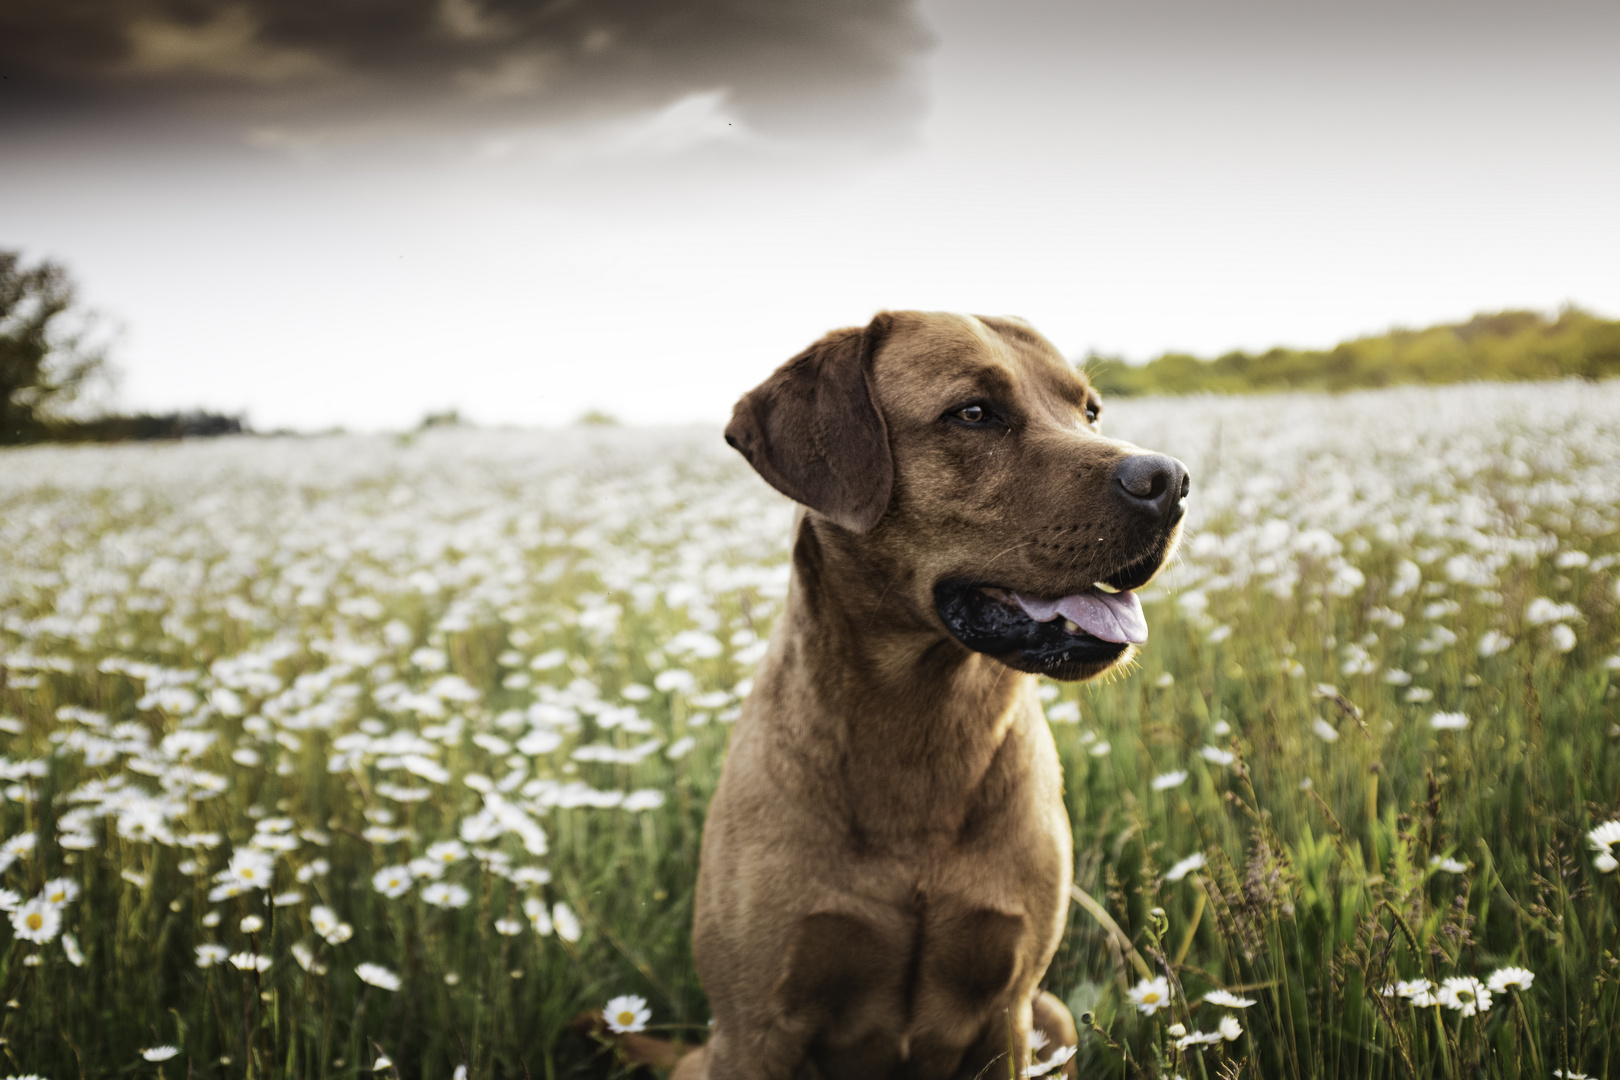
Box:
<box><xmin>2</xmin><ymin>0</ymin><xmax>1617</xmax><ymax>430</ymax></box>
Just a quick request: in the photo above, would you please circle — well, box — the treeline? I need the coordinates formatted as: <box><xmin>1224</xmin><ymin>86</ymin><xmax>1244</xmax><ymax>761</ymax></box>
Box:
<box><xmin>11</xmin><ymin>411</ymin><xmax>247</xmax><ymax>444</ymax></box>
<box><xmin>1087</xmin><ymin>307</ymin><xmax>1620</xmax><ymax>397</ymax></box>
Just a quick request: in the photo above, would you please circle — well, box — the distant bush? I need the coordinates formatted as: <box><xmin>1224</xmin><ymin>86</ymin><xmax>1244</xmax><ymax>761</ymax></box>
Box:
<box><xmin>37</xmin><ymin>411</ymin><xmax>247</xmax><ymax>443</ymax></box>
<box><xmin>1087</xmin><ymin>306</ymin><xmax>1620</xmax><ymax>397</ymax></box>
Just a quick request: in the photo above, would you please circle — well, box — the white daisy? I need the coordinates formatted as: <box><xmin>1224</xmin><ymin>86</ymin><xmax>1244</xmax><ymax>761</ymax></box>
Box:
<box><xmin>421</xmin><ymin>882</ymin><xmax>471</xmax><ymax>909</ymax></box>
<box><xmin>552</xmin><ymin>902</ymin><xmax>582</xmax><ymax>942</ymax></box>
<box><xmin>603</xmin><ymin>994</ymin><xmax>651</xmax><ymax>1033</ymax></box>
<box><xmin>1202</xmin><ymin>989</ymin><xmax>1256</xmax><ymax>1008</ymax></box>
<box><xmin>1428</xmin><ymin>712</ymin><xmax>1469</xmax><ymax>731</ymax></box>
<box><xmin>356</xmin><ymin>962</ymin><xmax>401</xmax><ymax>990</ymax></box>
<box><xmin>1436</xmin><ymin>976</ymin><xmax>1491</xmax><ymax>1017</ymax></box>
<box><xmin>372</xmin><ymin>865</ymin><xmax>413</xmax><ymax>898</ymax></box>
<box><xmin>494</xmin><ymin>917</ymin><xmax>524</xmax><ymax>936</ymax></box>
<box><xmin>1027</xmin><ymin>1045</ymin><xmax>1076</xmax><ymax>1077</ymax></box>
<box><xmin>1217</xmin><ymin>1015</ymin><xmax>1242</xmax><ymax>1041</ymax></box>
<box><xmin>1395</xmin><ymin>979</ymin><xmax>1438</xmax><ymax>1007</ymax></box>
<box><xmin>1486</xmin><ymin>966</ymin><xmax>1534</xmax><ymax>992</ymax></box>
<box><xmin>1127</xmin><ymin>975</ymin><xmax>1172</xmax><ymax>1015</ymax></box>
<box><xmin>195</xmin><ymin>943</ymin><xmax>229</xmax><ymax>968</ymax></box>
<box><xmin>141</xmin><ymin>1046</ymin><xmax>180</xmax><ymax>1062</ymax></box>
<box><xmin>228</xmin><ymin>952</ymin><xmax>271</xmax><ymax>973</ymax></box>
<box><xmin>1175</xmin><ymin>1029</ymin><xmax>1221</xmax><ymax>1050</ymax></box>
<box><xmin>217</xmin><ymin>849</ymin><xmax>275</xmax><ymax>892</ymax></box>
<box><xmin>1</xmin><ymin>833</ymin><xmax>37</xmax><ymax>860</ymax></box>
<box><xmin>1587</xmin><ymin>821</ymin><xmax>1620</xmax><ymax>873</ymax></box>
<box><xmin>11</xmin><ymin>899</ymin><xmax>61</xmax><ymax>944</ymax></box>
<box><xmin>40</xmin><ymin>878</ymin><xmax>80</xmax><ymax>907</ymax></box>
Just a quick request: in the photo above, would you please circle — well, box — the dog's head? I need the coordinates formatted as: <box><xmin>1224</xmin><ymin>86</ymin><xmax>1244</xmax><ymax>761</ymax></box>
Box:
<box><xmin>726</xmin><ymin>311</ymin><xmax>1188</xmax><ymax>681</ymax></box>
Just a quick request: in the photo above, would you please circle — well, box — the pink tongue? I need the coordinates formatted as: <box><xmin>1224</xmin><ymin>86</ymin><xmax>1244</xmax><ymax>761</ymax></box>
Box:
<box><xmin>1012</xmin><ymin>588</ymin><xmax>1148</xmax><ymax>645</ymax></box>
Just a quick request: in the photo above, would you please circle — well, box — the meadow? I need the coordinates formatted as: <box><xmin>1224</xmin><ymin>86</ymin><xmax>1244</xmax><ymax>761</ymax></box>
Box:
<box><xmin>1</xmin><ymin>379</ymin><xmax>1618</xmax><ymax>1080</ymax></box>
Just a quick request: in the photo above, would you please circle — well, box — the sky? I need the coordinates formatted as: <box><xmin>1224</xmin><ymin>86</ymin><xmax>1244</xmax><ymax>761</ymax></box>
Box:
<box><xmin>2</xmin><ymin>0</ymin><xmax>1617</xmax><ymax>430</ymax></box>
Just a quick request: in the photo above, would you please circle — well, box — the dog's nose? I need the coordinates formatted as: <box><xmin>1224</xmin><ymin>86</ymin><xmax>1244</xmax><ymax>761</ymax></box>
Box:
<box><xmin>1112</xmin><ymin>454</ymin><xmax>1190</xmax><ymax>522</ymax></box>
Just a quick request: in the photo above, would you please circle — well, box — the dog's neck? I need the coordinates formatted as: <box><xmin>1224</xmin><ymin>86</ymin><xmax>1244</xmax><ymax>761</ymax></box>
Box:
<box><xmin>754</xmin><ymin>515</ymin><xmax>1035</xmax><ymax>841</ymax></box>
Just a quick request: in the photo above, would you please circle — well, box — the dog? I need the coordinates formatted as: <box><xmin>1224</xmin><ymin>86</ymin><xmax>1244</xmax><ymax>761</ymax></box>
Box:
<box><xmin>670</xmin><ymin>311</ymin><xmax>1189</xmax><ymax>1080</ymax></box>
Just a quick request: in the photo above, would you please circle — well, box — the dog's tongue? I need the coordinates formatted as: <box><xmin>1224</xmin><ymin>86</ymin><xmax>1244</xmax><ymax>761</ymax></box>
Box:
<box><xmin>1012</xmin><ymin>588</ymin><xmax>1148</xmax><ymax>645</ymax></box>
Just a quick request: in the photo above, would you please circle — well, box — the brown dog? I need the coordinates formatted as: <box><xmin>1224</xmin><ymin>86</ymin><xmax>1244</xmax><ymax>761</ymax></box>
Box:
<box><xmin>672</xmin><ymin>312</ymin><xmax>1188</xmax><ymax>1080</ymax></box>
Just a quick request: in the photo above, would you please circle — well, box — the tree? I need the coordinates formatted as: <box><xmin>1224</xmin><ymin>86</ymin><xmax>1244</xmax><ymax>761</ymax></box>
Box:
<box><xmin>0</xmin><ymin>250</ymin><xmax>112</xmax><ymax>443</ymax></box>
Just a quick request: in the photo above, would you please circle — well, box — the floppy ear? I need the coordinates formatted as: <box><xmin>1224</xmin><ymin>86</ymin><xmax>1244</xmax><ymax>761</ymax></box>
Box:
<box><xmin>724</xmin><ymin>314</ymin><xmax>894</xmax><ymax>534</ymax></box>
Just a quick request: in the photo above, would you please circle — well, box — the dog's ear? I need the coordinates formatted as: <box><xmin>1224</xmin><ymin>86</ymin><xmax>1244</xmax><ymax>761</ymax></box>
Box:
<box><xmin>725</xmin><ymin>314</ymin><xmax>894</xmax><ymax>534</ymax></box>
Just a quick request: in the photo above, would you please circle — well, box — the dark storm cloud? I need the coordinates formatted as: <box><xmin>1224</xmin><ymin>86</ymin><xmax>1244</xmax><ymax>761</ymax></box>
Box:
<box><xmin>0</xmin><ymin>0</ymin><xmax>932</xmax><ymax>139</ymax></box>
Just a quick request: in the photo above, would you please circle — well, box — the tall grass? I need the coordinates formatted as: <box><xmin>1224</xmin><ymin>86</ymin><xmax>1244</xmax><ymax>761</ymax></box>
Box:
<box><xmin>0</xmin><ymin>383</ymin><xmax>1616</xmax><ymax>1079</ymax></box>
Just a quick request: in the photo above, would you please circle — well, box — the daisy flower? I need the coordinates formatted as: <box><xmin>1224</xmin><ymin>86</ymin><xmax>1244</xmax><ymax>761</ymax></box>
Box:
<box><xmin>1</xmin><ymin>833</ymin><xmax>37</xmax><ymax>861</ymax></box>
<box><xmin>357</xmin><ymin>962</ymin><xmax>402</xmax><ymax>990</ymax></box>
<box><xmin>1486</xmin><ymin>966</ymin><xmax>1534</xmax><ymax>992</ymax></box>
<box><xmin>1151</xmin><ymin>770</ymin><xmax>1188</xmax><ymax>791</ymax></box>
<box><xmin>494</xmin><ymin>917</ymin><xmax>524</xmax><ymax>936</ymax></box>
<box><xmin>228</xmin><ymin>952</ymin><xmax>271</xmax><ymax>973</ymax></box>
<box><xmin>311</xmin><ymin>905</ymin><xmax>353</xmax><ymax>944</ymax></box>
<box><xmin>552</xmin><ymin>902</ymin><xmax>582</xmax><ymax>942</ymax></box>
<box><xmin>40</xmin><ymin>878</ymin><xmax>80</xmax><ymax>907</ymax></box>
<box><xmin>11</xmin><ymin>898</ymin><xmax>61</xmax><ymax>944</ymax></box>
<box><xmin>1128</xmin><ymin>975</ymin><xmax>1172</xmax><ymax>1015</ymax></box>
<box><xmin>195</xmin><ymin>944</ymin><xmax>229</xmax><ymax>968</ymax></box>
<box><xmin>1394</xmin><ymin>979</ymin><xmax>1438</xmax><ymax>1007</ymax></box>
<box><xmin>141</xmin><ymin>1047</ymin><xmax>180</xmax><ymax>1062</ymax></box>
<box><xmin>426</xmin><ymin>839</ymin><xmax>468</xmax><ymax>866</ymax></box>
<box><xmin>1203</xmin><ymin>989</ymin><xmax>1256</xmax><ymax>1008</ymax></box>
<box><xmin>1428</xmin><ymin>712</ymin><xmax>1469</xmax><ymax>731</ymax></box>
<box><xmin>217</xmin><ymin>849</ymin><xmax>275</xmax><ymax>893</ymax></box>
<box><xmin>372</xmin><ymin>865</ymin><xmax>414</xmax><ymax>898</ymax></box>
<box><xmin>421</xmin><ymin>882</ymin><xmax>471</xmax><ymax>909</ymax></box>
<box><xmin>604</xmin><ymin>994</ymin><xmax>651</xmax><ymax>1033</ymax></box>
<box><xmin>1217</xmin><ymin>1015</ymin><xmax>1242</xmax><ymax>1041</ymax></box>
<box><xmin>1436</xmin><ymin>976</ymin><xmax>1492</xmax><ymax>1017</ymax></box>
<box><xmin>1587</xmin><ymin>821</ymin><xmax>1620</xmax><ymax>873</ymax></box>
<box><xmin>1027</xmin><ymin>1045</ymin><xmax>1076</xmax><ymax>1077</ymax></box>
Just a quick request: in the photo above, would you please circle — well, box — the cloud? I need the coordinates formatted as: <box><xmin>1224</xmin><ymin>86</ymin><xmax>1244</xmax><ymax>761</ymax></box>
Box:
<box><xmin>123</xmin><ymin>7</ymin><xmax>335</xmax><ymax>83</ymax></box>
<box><xmin>0</xmin><ymin>0</ymin><xmax>933</xmax><ymax>144</ymax></box>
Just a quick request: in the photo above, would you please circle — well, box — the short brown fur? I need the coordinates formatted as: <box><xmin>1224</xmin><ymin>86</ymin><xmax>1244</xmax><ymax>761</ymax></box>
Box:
<box><xmin>673</xmin><ymin>312</ymin><xmax>1183</xmax><ymax>1080</ymax></box>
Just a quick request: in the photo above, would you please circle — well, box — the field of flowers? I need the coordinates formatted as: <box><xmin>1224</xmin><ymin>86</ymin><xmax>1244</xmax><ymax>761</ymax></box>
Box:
<box><xmin>1</xmin><ymin>379</ymin><xmax>1618</xmax><ymax>1080</ymax></box>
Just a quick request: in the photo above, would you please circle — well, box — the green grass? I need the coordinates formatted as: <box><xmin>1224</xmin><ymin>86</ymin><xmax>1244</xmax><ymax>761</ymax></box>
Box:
<box><xmin>0</xmin><ymin>384</ymin><xmax>1617</xmax><ymax>1080</ymax></box>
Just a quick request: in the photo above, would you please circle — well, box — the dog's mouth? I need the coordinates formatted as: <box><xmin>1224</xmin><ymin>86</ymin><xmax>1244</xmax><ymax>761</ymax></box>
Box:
<box><xmin>933</xmin><ymin>546</ymin><xmax>1172</xmax><ymax>680</ymax></box>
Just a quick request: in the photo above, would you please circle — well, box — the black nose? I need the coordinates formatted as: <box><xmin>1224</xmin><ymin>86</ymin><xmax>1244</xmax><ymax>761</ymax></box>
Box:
<box><xmin>1112</xmin><ymin>454</ymin><xmax>1190</xmax><ymax>522</ymax></box>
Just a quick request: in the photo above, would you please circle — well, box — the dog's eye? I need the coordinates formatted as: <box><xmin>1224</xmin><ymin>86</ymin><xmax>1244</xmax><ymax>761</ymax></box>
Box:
<box><xmin>947</xmin><ymin>404</ymin><xmax>999</xmax><ymax>426</ymax></box>
<box><xmin>1084</xmin><ymin>406</ymin><xmax>1099</xmax><ymax>424</ymax></box>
